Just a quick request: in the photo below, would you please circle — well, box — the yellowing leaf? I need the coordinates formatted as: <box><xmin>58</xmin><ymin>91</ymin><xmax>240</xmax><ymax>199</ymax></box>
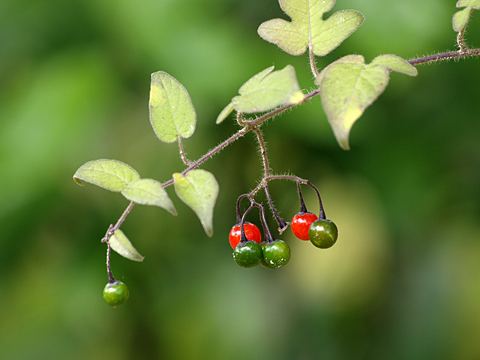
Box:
<box><xmin>110</xmin><ymin>229</ymin><xmax>144</xmax><ymax>262</ymax></box>
<box><xmin>316</xmin><ymin>54</ymin><xmax>417</xmax><ymax>150</ymax></box>
<box><xmin>149</xmin><ymin>71</ymin><xmax>196</xmax><ymax>143</ymax></box>
<box><xmin>73</xmin><ymin>159</ymin><xmax>140</xmax><ymax>192</ymax></box>
<box><xmin>232</xmin><ymin>65</ymin><xmax>304</xmax><ymax>113</ymax></box>
<box><xmin>173</xmin><ymin>170</ymin><xmax>219</xmax><ymax>237</ymax></box>
<box><xmin>121</xmin><ymin>178</ymin><xmax>177</xmax><ymax>215</ymax></box>
<box><xmin>258</xmin><ymin>0</ymin><xmax>364</xmax><ymax>57</ymax></box>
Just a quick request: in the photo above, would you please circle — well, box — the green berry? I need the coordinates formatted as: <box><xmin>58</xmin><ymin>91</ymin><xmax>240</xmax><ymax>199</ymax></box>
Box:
<box><xmin>233</xmin><ymin>240</ymin><xmax>262</xmax><ymax>268</ymax></box>
<box><xmin>262</xmin><ymin>240</ymin><xmax>291</xmax><ymax>269</ymax></box>
<box><xmin>103</xmin><ymin>281</ymin><xmax>129</xmax><ymax>307</ymax></box>
<box><xmin>259</xmin><ymin>242</ymin><xmax>277</xmax><ymax>269</ymax></box>
<box><xmin>308</xmin><ymin>219</ymin><xmax>338</xmax><ymax>249</ymax></box>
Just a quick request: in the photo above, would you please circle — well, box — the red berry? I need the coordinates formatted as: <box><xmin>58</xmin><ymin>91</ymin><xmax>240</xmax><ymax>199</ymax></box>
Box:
<box><xmin>291</xmin><ymin>212</ymin><xmax>319</xmax><ymax>240</ymax></box>
<box><xmin>229</xmin><ymin>222</ymin><xmax>262</xmax><ymax>249</ymax></box>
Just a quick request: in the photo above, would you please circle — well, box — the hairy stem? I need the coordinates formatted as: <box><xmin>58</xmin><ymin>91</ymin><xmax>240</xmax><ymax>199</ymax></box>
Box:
<box><xmin>102</xmin><ymin>201</ymin><xmax>136</xmax><ymax>243</ymax></box>
<box><xmin>177</xmin><ymin>135</ymin><xmax>192</xmax><ymax>166</ymax></box>
<box><xmin>309</xmin><ymin>46</ymin><xmax>319</xmax><ymax>78</ymax></box>
<box><xmin>252</xmin><ymin>126</ymin><xmax>270</xmax><ymax>178</ymax></box>
<box><xmin>409</xmin><ymin>48</ymin><xmax>480</xmax><ymax>66</ymax></box>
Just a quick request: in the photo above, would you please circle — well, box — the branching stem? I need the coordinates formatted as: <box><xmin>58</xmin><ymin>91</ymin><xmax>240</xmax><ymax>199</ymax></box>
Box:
<box><xmin>102</xmin><ymin>41</ymin><xmax>480</xmax><ymax>243</ymax></box>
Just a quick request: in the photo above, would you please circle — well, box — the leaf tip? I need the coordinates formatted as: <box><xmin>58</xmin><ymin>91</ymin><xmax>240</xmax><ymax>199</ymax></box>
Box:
<box><xmin>73</xmin><ymin>176</ymin><xmax>84</xmax><ymax>186</ymax></box>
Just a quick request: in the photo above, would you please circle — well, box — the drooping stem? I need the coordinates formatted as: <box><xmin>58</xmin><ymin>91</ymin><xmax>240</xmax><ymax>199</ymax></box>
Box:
<box><xmin>235</xmin><ymin>193</ymin><xmax>253</xmax><ymax>224</ymax></box>
<box><xmin>304</xmin><ymin>180</ymin><xmax>326</xmax><ymax>220</ymax></box>
<box><xmin>264</xmin><ymin>185</ymin><xmax>289</xmax><ymax>234</ymax></box>
<box><xmin>297</xmin><ymin>182</ymin><xmax>308</xmax><ymax>214</ymax></box>
<box><xmin>240</xmin><ymin>202</ymin><xmax>256</xmax><ymax>244</ymax></box>
<box><xmin>106</xmin><ymin>243</ymin><xmax>115</xmax><ymax>283</ymax></box>
<box><xmin>257</xmin><ymin>203</ymin><xmax>275</xmax><ymax>243</ymax></box>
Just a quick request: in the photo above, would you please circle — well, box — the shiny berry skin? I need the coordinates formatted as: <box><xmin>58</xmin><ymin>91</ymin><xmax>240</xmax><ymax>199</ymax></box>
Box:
<box><xmin>291</xmin><ymin>212</ymin><xmax>319</xmax><ymax>240</ymax></box>
<box><xmin>262</xmin><ymin>240</ymin><xmax>291</xmax><ymax>269</ymax></box>
<box><xmin>259</xmin><ymin>242</ymin><xmax>276</xmax><ymax>269</ymax></box>
<box><xmin>233</xmin><ymin>240</ymin><xmax>262</xmax><ymax>268</ymax></box>
<box><xmin>229</xmin><ymin>222</ymin><xmax>262</xmax><ymax>249</ymax></box>
<box><xmin>309</xmin><ymin>219</ymin><xmax>338</xmax><ymax>249</ymax></box>
<box><xmin>103</xmin><ymin>281</ymin><xmax>129</xmax><ymax>307</ymax></box>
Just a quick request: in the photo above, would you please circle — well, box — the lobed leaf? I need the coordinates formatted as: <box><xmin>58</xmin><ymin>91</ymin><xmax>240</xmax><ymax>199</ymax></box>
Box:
<box><xmin>231</xmin><ymin>65</ymin><xmax>304</xmax><ymax>113</ymax></box>
<box><xmin>121</xmin><ymin>178</ymin><xmax>177</xmax><ymax>215</ymax></box>
<box><xmin>173</xmin><ymin>170</ymin><xmax>219</xmax><ymax>237</ymax></box>
<box><xmin>149</xmin><ymin>71</ymin><xmax>196</xmax><ymax>143</ymax></box>
<box><xmin>316</xmin><ymin>54</ymin><xmax>417</xmax><ymax>150</ymax></box>
<box><xmin>110</xmin><ymin>229</ymin><xmax>144</xmax><ymax>262</ymax></box>
<box><xmin>73</xmin><ymin>159</ymin><xmax>140</xmax><ymax>192</ymax></box>
<box><xmin>258</xmin><ymin>0</ymin><xmax>364</xmax><ymax>57</ymax></box>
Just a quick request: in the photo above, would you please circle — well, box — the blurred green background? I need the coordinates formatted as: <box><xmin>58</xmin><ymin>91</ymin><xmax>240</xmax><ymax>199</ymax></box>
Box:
<box><xmin>1</xmin><ymin>0</ymin><xmax>480</xmax><ymax>359</ymax></box>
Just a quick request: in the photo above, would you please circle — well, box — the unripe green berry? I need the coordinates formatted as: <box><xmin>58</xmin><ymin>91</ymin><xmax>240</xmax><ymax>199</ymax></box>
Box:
<box><xmin>233</xmin><ymin>240</ymin><xmax>262</xmax><ymax>268</ymax></box>
<box><xmin>309</xmin><ymin>219</ymin><xmax>338</xmax><ymax>249</ymax></box>
<box><xmin>262</xmin><ymin>240</ymin><xmax>291</xmax><ymax>269</ymax></box>
<box><xmin>103</xmin><ymin>281</ymin><xmax>129</xmax><ymax>307</ymax></box>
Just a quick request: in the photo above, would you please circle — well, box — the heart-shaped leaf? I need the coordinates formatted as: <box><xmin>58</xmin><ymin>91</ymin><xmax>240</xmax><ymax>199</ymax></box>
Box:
<box><xmin>231</xmin><ymin>65</ymin><xmax>304</xmax><ymax>113</ymax></box>
<box><xmin>110</xmin><ymin>229</ymin><xmax>144</xmax><ymax>262</ymax></box>
<box><xmin>173</xmin><ymin>170</ymin><xmax>219</xmax><ymax>237</ymax></box>
<box><xmin>149</xmin><ymin>71</ymin><xmax>196</xmax><ymax>143</ymax></box>
<box><xmin>258</xmin><ymin>0</ymin><xmax>364</xmax><ymax>57</ymax></box>
<box><xmin>316</xmin><ymin>54</ymin><xmax>417</xmax><ymax>150</ymax></box>
<box><xmin>121</xmin><ymin>178</ymin><xmax>177</xmax><ymax>215</ymax></box>
<box><xmin>73</xmin><ymin>159</ymin><xmax>140</xmax><ymax>192</ymax></box>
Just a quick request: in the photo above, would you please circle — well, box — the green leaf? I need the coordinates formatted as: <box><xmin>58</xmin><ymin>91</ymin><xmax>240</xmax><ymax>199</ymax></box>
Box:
<box><xmin>232</xmin><ymin>65</ymin><xmax>304</xmax><ymax>113</ymax></box>
<box><xmin>454</xmin><ymin>0</ymin><xmax>480</xmax><ymax>31</ymax></box>
<box><xmin>110</xmin><ymin>229</ymin><xmax>144</xmax><ymax>262</ymax></box>
<box><xmin>371</xmin><ymin>55</ymin><xmax>418</xmax><ymax>76</ymax></box>
<box><xmin>149</xmin><ymin>71</ymin><xmax>196</xmax><ymax>143</ymax></box>
<box><xmin>457</xmin><ymin>0</ymin><xmax>480</xmax><ymax>8</ymax></box>
<box><xmin>453</xmin><ymin>7</ymin><xmax>473</xmax><ymax>31</ymax></box>
<box><xmin>258</xmin><ymin>0</ymin><xmax>364</xmax><ymax>57</ymax></box>
<box><xmin>73</xmin><ymin>159</ymin><xmax>140</xmax><ymax>192</ymax></box>
<box><xmin>173</xmin><ymin>170</ymin><xmax>219</xmax><ymax>237</ymax></box>
<box><xmin>316</xmin><ymin>54</ymin><xmax>417</xmax><ymax>150</ymax></box>
<box><xmin>216</xmin><ymin>102</ymin><xmax>235</xmax><ymax>124</ymax></box>
<box><xmin>121</xmin><ymin>178</ymin><xmax>177</xmax><ymax>215</ymax></box>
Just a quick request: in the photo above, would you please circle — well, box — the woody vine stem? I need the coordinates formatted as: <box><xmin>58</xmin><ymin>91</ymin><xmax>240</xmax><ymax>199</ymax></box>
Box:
<box><xmin>101</xmin><ymin>30</ymin><xmax>480</xmax><ymax>245</ymax></box>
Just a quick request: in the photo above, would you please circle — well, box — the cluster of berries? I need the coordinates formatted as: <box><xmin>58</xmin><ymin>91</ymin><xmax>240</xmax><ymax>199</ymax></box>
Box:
<box><xmin>229</xmin><ymin>183</ymin><xmax>338</xmax><ymax>269</ymax></box>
